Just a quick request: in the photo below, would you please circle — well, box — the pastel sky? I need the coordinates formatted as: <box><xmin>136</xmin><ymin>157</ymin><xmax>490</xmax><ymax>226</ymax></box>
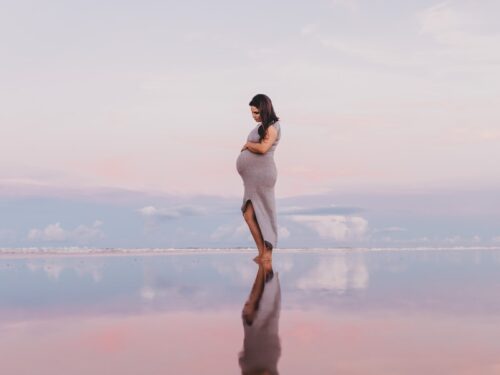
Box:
<box><xmin>1</xmin><ymin>0</ymin><xmax>499</xmax><ymax>248</ymax></box>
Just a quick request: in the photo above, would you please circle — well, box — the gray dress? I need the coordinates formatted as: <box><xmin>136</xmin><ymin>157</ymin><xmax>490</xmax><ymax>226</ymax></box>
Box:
<box><xmin>236</xmin><ymin>121</ymin><xmax>281</xmax><ymax>250</ymax></box>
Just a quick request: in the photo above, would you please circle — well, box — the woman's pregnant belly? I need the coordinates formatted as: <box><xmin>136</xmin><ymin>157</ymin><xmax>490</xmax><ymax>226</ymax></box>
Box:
<box><xmin>236</xmin><ymin>150</ymin><xmax>277</xmax><ymax>187</ymax></box>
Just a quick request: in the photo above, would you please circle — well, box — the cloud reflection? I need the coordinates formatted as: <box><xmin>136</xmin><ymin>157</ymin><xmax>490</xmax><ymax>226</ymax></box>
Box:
<box><xmin>26</xmin><ymin>260</ymin><xmax>103</xmax><ymax>282</ymax></box>
<box><xmin>296</xmin><ymin>255</ymin><xmax>369</xmax><ymax>293</ymax></box>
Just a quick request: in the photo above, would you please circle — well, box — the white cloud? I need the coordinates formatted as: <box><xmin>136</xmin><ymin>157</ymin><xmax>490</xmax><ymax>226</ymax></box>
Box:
<box><xmin>138</xmin><ymin>205</ymin><xmax>207</xmax><ymax>219</ymax></box>
<box><xmin>210</xmin><ymin>222</ymin><xmax>248</xmax><ymax>240</ymax></box>
<box><xmin>290</xmin><ymin>214</ymin><xmax>368</xmax><ymax>241</ymax></box>
<box><xmin>73</xmin><ymin>220</ymin><xmax>104</xmax><ymax>242</ymax></box>
<box><xmin>28</xmin><ymin>222</ymin><xmax>66</xmax><ymax>241</ymax></box>
<box><xmin>27</xmin><ymin>220</ymin><xmax>103</xmax><ymax>243</ymax></box>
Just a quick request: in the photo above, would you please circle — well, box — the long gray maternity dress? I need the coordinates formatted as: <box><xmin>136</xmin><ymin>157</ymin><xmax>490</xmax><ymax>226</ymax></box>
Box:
<box><xmin>236</xmin><ymin>121</ymin><xmax>281</xmax><ymax>250</ymax></box>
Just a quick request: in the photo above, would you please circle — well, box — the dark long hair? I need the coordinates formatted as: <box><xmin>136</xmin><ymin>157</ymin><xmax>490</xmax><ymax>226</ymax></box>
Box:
<box><xmin>249</xmin><ymin>94</ymin><xmax>280</xmax><ymax>143</ymax></box>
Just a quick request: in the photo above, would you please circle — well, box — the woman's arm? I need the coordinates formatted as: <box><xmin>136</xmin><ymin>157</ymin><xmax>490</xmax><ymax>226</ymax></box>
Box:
<box><xmin>244</xmin><ymin>126</ymin><xmax>278</xmax><ymax>154</ymax></box>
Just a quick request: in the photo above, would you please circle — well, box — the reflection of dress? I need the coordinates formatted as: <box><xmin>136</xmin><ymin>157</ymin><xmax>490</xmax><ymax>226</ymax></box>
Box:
<box><xmin>238</xmin><ymin>273</ymin><xmax>281</xmax><ymax>374</ymax></box>
<box><xmin>236</xmin><ymin>121</ymin><xmax>281</xmax><ymax>250</ymax></box>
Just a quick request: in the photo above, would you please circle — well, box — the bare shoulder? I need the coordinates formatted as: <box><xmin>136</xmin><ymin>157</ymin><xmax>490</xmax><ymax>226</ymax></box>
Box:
<box><xmin>265</xmin><ymin>124</ymin><xmax>278</xmax><ymax>139</ymax></box>
<box><xmin>268</xmin><ymin>124</ymin><xmax>278</xmax><ymax>132</ymax></box>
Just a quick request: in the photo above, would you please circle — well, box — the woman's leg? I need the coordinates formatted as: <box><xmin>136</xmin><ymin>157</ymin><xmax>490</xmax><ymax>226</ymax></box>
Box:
<box><xmin>242</xmin><ymin>200</ymin><xmax>266</xmax><ymax>257</ymax></box>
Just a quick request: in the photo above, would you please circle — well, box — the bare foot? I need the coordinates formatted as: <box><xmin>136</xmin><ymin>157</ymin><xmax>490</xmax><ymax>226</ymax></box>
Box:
<box><xmin>261</xmin><ymin>241</ymin><xmax>273</xmax><ymax>261</ymax></box>
<box><xmin>262</xmin><ymin>260</ymin><xmax>273</xmax><ymax>272</ymax></box>
<box><xmin>261</xmin><ymin>249</ymin><xmax>272</xmax><ymax>261</ymax></box>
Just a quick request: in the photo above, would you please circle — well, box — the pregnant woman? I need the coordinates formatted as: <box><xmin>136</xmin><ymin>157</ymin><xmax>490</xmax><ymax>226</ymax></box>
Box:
<box><xmin>236</xmin><ymin>94</ymin><xmax>282</xmax><ymax>261</ymax></box>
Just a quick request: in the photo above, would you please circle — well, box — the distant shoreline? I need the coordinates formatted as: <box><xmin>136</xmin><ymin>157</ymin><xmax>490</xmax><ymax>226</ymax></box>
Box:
<box><xmin>1</xmin><ymin>246</ymin><xmax>500</xmax><ymax>259</ymax></box>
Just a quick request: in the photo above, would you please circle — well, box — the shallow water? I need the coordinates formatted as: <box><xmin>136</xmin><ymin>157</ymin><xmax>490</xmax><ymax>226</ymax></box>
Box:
<box><xmin>1</xmin><ymin>248</ymin><xmax>500</xmax><ymax>374</ymax></box>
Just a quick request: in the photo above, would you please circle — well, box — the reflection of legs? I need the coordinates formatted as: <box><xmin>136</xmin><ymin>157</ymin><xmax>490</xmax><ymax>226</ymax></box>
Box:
<box><xmin>242</xmin><ymin>262</ymin><xmax>266</xmax><ymax>325</ymax></box>
<box><xmin>243</xmin><ymin>200</ymin><xmax>266</xmax><ymax>257</ymax></box>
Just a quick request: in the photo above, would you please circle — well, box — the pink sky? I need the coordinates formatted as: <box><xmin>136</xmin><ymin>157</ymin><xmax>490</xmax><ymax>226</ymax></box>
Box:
<box><xmin>1</xmin><ymin>0</ymin><xmax>500</xmax><ymax>198</ymax></box>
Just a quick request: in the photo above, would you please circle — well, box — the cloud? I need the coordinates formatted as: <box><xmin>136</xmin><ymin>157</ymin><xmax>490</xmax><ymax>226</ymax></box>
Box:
<box><xmin>280</xmin><ymin>204</ymin><xmax>364</xmax><ymax>215</ymax></box>
<box><xmin>73</xmin><ymin>220</ymin><xmax>104</xmax><ymax>242</ymax></box>
<box><xmin>210</xmin><ymin>222</ymin><xmax>248</xmax><ymax>241</ymax></box>
<box><xmin>26</xmin><ymin>261</ymin><xmax>64</xmax><ymax>279</ymax></box>
<box><xmin>27</xmin><ymin>220</ymin><xmax>103</xmax><ymax>243</ymax></box>
<box><xmin>289</xmin><ymin>214</ymin><xmax>368</xmax><ymax>241</ymax></box>
<box><xmin>445</xmin><ymin>235</ymin><xmax>481</xmax><ymax>244</ymax></box>
<box><xmin>300</xmin><ymin>24</ymin><xmax>413</xmax><ymax>68</ymax></box>
<box><xmin>138</xmin><ymin>205</ymin><xmax>207</xmax><ymax>220</ymax></box>
<box><xmin>28</xmin><ymin>223</ymin><xmax>67</xmax><ymax>242</ymax></box>
<box><xmin>417</xmin><ymin>1</ymin><xmax>500</xmax><ymax>64</ymax></box>
<box><xmin>296</xmin><ymin>255</ymin><xmax>369</xmax><ymax>293</ymax></box>
<box><xmin>26</xmin><ymin>260</ymin><xmax>103</xmax><ymax>282</ymax></box>
<box><xmin>301</xmin><ymin>2</ymin><xmax>500</xmax><ymax>72</ymax></box>
<box><xmin>210</xmin><ymin>221</ymin><xmax>290</xmax><ymax>244</ymax></box>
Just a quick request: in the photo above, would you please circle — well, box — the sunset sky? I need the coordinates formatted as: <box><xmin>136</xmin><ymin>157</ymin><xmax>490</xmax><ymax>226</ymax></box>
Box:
<box><xmin>1</xmin><ymin>0</ymin><xmax>499</xmax><ymax>248</ymax></box>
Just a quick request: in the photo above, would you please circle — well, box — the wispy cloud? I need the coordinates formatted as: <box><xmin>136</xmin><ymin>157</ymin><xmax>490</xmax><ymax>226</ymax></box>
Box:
<box><xmin>417</xmin><ymin>1</ymin><xmax>500</xmax><ymax>65</ymax></box>
<box><xmin>26</xmin><ymin>260</ymin><xmax>103</xmax><ymax>282</ymax></box>
<box><xmin>138</xmin><ymin>205</ymin><xmax>207</xmax><ymax>220</ymax></box>
<box><xmin>210</xmin><ymin>222</ymin><xmax>248</xmax><ymax>241</ymax></box>
<box><xmin>280</xmin><ymin>204</ymin><xmax>364</xmax><ymax>215</ymax></box>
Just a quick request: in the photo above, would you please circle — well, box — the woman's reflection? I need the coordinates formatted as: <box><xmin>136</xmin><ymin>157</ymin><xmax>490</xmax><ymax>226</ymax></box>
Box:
<box><xmin>238</xmin><ymin>260</ymin><xmax>282</xmax><ymax>375</ymax></box>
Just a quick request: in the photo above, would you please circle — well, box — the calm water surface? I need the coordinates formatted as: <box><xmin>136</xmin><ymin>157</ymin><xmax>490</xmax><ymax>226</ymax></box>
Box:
<box><xmin>1</xmin><ymin>249</ymin><xmax>500</xmax><ymax>374</ymax></box>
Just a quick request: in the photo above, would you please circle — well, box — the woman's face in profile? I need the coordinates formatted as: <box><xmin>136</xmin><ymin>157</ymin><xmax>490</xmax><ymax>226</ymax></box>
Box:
<box><xmin>250</xmin><ymin>105</ymin><xmax>261</xmax><ymax>123</ymax></box>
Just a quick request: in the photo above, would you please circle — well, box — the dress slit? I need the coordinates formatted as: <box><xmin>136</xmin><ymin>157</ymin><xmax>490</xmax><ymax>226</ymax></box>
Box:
<box><xmin>242</xmin><ymin>198</ymin><xmax>273</xmax><ymax>251</ymax></box>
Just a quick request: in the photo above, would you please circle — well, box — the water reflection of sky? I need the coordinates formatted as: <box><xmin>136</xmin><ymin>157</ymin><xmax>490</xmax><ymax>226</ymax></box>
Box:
<box><xmin>1</xmin><ymin>249</ymin><xmax>500</xmax><ymax>374</ymax></box>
